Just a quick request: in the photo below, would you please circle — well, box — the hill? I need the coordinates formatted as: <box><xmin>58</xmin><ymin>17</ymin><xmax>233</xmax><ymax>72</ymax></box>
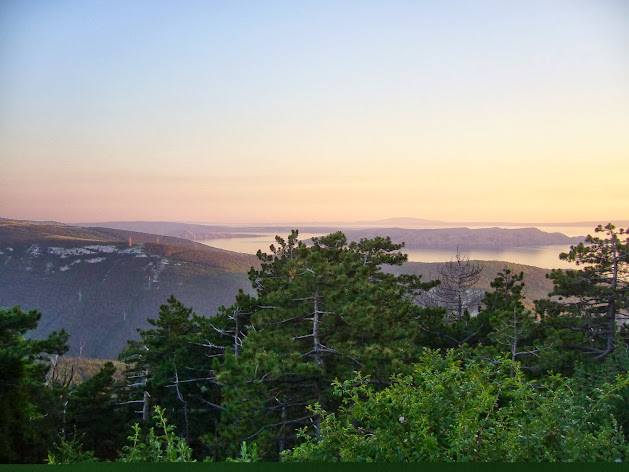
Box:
<box><xmin>48</xmin><ymin>357</ymin><xmax>126</xmax><ymax>385</ymax></box>
<box><xmin>390</xmin><ymin>260</ymin><xmax>554</xmax><ymax>309</ymax></box>
<box><xmin>350</xmin><ymin>217</ymin><xmax>446</xmax><ymax>225</ymax></box>
<box><xmin>77</xmin><ymin>220</ymin><xmax>265</xmax><ymax>241</ymax></box>
<box><xmin>346</xmin><ymin>217</ymin><xmax>629</xmax><ymax>228</ymax></box>
<box><xmin>0</xmin><ymin>219</ymin><xmax>258</xmax><ymax>359</ymax></box>
<box><xmin>78</xmin><ymin>221</ymin><xmax>584</xmax><ymax>249</ymax></box>
<box><xmin>342</xmin><ymin>227</ymin><xmax>583</xmax><ymax>249</ymax></box>
<box><xmin>78</xmin><ymin>220</ymin><xmax>341</xmax><ymax>236</ymax></box>
<box><xmin>1</xmin><ymin>219</ymin><xmax>560</xmax><ymax>360</ymax></box>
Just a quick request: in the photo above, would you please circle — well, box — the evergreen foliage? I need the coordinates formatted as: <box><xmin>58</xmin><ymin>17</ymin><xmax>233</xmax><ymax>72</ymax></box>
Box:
<box><xmin>479</xmin><ymin>269</ymin><xmax>547</xmax><ymax>375</ymax></box>
<box><xmin>118</xmin><ymin>295</ymin><xmax>221</xmax><ymax>458</ymax></box>
<box><xmin>214</xmin><ymin>230</ymin><xmax>437</xmax><ymax>458</ymax></box>
<box><xmin>64</xmin><ymin>361</ymin><xmax>129</xmax><ymax>460</ymax></box>
<box><xmin>537</xmin><ymin>223</ymin><xmax>629</xmax><ymax>360</ymax></box>
<box><xmin>46</xmin><ymin>438</ymin><xmax>98</xmax><ymax>464</ymax></box>
<box><xmin>4</xmin><ymin>224</ymin><xmax>629</xmax><ymax>463</ymax></box>
<box><xmin>0</xmin><ymin>306</ymin><xmax>69</xmax><ymax>463</ymax></box>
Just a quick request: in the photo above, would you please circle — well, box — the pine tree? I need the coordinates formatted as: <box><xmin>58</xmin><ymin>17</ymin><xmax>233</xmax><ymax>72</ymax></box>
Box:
<box><xmin>482</xmin><ymin>270</ymin><xmax>547</xmax><ymax>376</ymax></box>
<box><xmin>537</xmin><ymin>224</ymin><xmax>629</xmax><ymax>359</ymax></box>
<box><xmin>118</xmin><ymin>296</ymin><xmax>221</xmax><ymax>458</ymax></box>
<box><xmin>64</xmin><ymin>362</ymin><xmax>129</xmax><ymax>460</ymax></box>
<box><xmin>0</xmin><ymin>306</ymin><xmax>69</xmax><ymax>463</ymax></box>
<box><xmin>215</xmin><ymin>231</ymin><xmax>436</xmax><ymax>459</ymax></box>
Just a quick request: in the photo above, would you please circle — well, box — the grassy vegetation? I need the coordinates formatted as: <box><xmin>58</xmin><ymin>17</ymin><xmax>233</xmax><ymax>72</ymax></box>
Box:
<box><xmin>48</xmin><ymin>357</ymin><xmax>126</xmax><ymax>385</ymax></box>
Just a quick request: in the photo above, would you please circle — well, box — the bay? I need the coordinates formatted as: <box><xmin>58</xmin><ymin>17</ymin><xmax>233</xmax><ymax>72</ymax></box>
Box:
<box><xmin>198</xmin><ymin>227</ymin><xmax>589</xmax><ymax>269</ymax></box>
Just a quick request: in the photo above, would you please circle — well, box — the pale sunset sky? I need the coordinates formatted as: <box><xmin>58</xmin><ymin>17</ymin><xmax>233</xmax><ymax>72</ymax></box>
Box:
<box><xmin>1</xmin><ymin>1</ymin><xmax>627</xmax><ymax>224</ymax></box>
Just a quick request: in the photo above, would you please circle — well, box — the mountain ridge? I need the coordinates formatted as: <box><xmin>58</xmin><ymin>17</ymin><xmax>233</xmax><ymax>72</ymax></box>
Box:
<box><xmin>75</xmin><ymin>217</ymin><xmax>629</xmax><ymax>229</ymax></box>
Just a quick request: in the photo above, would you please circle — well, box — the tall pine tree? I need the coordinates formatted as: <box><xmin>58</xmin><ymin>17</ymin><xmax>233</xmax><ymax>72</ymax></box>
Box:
<box><xmin>215</xmin><ymin>231</ymin><xmax>437</xmax><ymax>459</ymax></box>
<box><xmin>0</xmin><ymin>306</ymin><xmax>69</xmax><ymax>463</ymax></box>
<box><xmin>119</xmin><ymin>296</ymin><xmax>222</xmax><ymax>458</ymax></box>
<box><xmin>537</xmin><ymin>224</ymin><xmax>629</xmax><ymax>359</ymax></box>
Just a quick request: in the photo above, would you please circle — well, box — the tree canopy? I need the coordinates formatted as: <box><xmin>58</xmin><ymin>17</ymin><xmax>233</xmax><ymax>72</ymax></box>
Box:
<box><xmin>538</xmin><ymin>223</ymin><xmax>629</xmax><ymax>359</ymax></box>
<box><xmin>5</xmin><ymin>224</ymin><xmax>629</xmax><ymax>463</ymax></box>
<box><xmin>0</xmin><ymin>306</ymin><xmax>69</xmax><ymax>463</ymax></box>
<box><xmin>284</xmin><ymin>349</ymin><xmax>629</xmax><ymax>462</ymax></box>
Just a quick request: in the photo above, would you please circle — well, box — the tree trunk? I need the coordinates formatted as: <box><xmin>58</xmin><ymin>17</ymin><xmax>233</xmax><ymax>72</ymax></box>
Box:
<box><xmin>313</xmin><ymin>289</ymin><xmax>322</xmax><ymax>368</ymax></box>
<box><xmin>234</xmin><ymin>307</ymin><xmax>240</xmax><ymax>359</ymax></box>
<box><xmin>511</xmin><ymin>309</ymin><xmax>518</xmax><ymax>378</ymax></box>
<box><xmin>142</xmin><ymin>390</ymin><xmax>151</xmax><ymax>423</ymax></box>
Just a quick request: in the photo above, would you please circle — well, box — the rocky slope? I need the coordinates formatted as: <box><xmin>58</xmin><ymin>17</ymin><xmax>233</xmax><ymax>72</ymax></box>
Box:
<box><xmin>0</xmin><ymin>219</ymin><xmax>257</xmax><ymax>359</ymax></box>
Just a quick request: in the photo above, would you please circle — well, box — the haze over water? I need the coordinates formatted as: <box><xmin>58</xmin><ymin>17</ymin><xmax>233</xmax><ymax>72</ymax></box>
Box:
<box><xmin>198</xmin><ymin>224</ymin><xmax>594</xmax><ymax>269</ymax></box>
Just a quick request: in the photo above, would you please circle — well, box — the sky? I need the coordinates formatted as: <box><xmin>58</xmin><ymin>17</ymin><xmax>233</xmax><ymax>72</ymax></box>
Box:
<box><xmin>1</xmin><ymin>0</ymin><xmax>628</xmax><ymax>224</ymax></box>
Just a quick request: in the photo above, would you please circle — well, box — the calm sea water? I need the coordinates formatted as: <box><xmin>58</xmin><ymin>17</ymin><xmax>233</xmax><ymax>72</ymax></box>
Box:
<box><xmin>198</xmin><ymin>225</ymin><xmax>597</xmax><ymax>270</ymax></box>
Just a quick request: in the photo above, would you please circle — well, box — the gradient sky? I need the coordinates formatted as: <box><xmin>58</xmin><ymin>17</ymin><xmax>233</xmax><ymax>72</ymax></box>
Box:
<box><xmin>1</xmin><ymin>0</ymin><xmax>628</xmax><ymax>224</ymax></box>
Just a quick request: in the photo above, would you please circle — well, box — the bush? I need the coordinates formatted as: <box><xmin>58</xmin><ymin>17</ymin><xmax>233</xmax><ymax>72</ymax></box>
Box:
<box><xmin>119</xmin><ymin>406</ymin><xmax>194</xmax><ymax>462</ymax></box>
<box><xmin>283</xmin><ymin>350</ymin><xmax>629</xmax><ymax>462</ymax></box>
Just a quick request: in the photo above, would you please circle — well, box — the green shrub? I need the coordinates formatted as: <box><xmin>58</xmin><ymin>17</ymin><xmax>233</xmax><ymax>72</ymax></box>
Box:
<box><xmin>119</xmin><ymin>405</ymin><xmax>194</xmax><ymax>462</ymax></box>
<box><xmin>283</xmin><ymin>349</ymin><xmax>629</xmax><ymax>462</ymax></box>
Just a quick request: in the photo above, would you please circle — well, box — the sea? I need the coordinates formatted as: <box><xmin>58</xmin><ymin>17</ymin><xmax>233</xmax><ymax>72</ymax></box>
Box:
<box><xmin>197</xmin><ymin>225</ymin><xmax>598</xmax><ymax>270</ymax></box>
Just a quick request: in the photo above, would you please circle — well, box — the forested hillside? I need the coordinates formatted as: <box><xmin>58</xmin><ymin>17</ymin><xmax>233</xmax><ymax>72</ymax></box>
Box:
<box><xmin>1</xmin><ymin>223</ymin><xmax>628</xmax><ymax>464</ymax></box>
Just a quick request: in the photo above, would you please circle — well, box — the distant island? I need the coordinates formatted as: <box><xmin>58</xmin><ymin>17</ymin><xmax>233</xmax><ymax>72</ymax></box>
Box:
<box><xmin>75</xmin><ymin>220</ymin><xmax>585</xmax><ymax>249</ymax></box>
<box><xmin>346</xmin><ymin>217</ymin><xmax>629</xmax><ymax>228</ymax></box>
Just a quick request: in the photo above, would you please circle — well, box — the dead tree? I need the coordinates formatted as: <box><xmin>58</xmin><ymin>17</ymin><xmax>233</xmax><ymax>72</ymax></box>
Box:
<box><xmin>422</xmin><ymin>248</ymin><xmax>483</xmax><ymax>321</ymax></box>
